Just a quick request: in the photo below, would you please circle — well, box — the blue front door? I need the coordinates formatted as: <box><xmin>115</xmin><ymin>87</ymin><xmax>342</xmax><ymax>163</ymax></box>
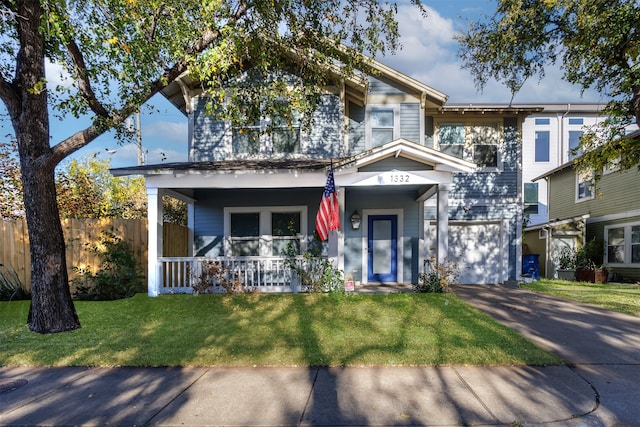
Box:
<box><xmin>367</xmin><ymin>215</ymin><xmax>398</xmax><ymax>282</ymax></box>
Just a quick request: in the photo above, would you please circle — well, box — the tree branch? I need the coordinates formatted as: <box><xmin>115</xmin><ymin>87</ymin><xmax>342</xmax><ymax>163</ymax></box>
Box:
<box><xmin>49</xmin><ymin>0</ymin><xmax>251</xmax><ymax>165</ymax></box>
<box><xmin>65</xmin><ymin>38</ymin><xmax>111</xmax><ymax>118</ymax></box>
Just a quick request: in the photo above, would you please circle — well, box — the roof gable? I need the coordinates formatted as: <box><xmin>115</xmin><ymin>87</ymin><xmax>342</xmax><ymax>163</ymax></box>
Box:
<box><xmin>338</xmin><ymin>138</ymin><xmax>475</xmax><ymax>174</ymax></box>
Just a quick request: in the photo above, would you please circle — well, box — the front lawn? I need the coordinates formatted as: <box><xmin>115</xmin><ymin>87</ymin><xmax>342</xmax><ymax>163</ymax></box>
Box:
<box><xmin>0</xmin><ymin>293</ymin><xmax>560</xmax><ymax>367</ymax></box>
<box><xmin>522</xmin><ymin>280</ymin><xmax>640</xmax><ymax>317</ymax></box>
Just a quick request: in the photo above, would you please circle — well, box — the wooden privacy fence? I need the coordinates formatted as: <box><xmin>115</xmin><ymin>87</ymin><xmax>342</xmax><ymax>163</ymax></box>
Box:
<box><xmin>0</xmin><ymin>219</ymin><xmax>188</xmax><ymax>290</ymax></box>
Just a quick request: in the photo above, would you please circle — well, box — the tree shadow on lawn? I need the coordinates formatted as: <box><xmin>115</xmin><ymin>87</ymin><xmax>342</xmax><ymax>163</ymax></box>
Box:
<box><xmin>0</xmin><ymin>292</ymin><xmax>597</xmax><ymax>426</ymax></box>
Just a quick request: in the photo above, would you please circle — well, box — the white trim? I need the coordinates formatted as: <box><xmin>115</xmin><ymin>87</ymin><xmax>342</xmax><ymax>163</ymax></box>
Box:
<box><xmin>587</xmin><ymin>210</ymin><xmax>640</xmax><ymax>224</ymax></box>
<box><xmin>361</xmin><ymin>209</ymin><xmax>404</xmax><ymax>284</ymax></box>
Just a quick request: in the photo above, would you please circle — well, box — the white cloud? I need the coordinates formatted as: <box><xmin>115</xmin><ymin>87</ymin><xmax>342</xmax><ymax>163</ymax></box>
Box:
<box><xmin>45</xmin><ymin>59</ymin><xmax>73</xmax><ymax>89</ymax></box>
<box><xmin>378</xmin><ymin>5</ymin><xmax>602</xmax><ymax>104</ymax></box>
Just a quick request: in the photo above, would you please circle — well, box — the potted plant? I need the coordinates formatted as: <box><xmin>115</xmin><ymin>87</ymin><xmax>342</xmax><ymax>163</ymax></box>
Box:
<box><xmin>595</xmin><ymin>265</ymin><xmax>609</xmax><ymax>284</ymax></box>
<box><xmin>575</xmin><ymin>238</ymin><xmax>602</xmax><ymax>283</ymax></box>
<box><xmin>556</xmin><ymin>247</ymin><xmax>577</xmax><ymax>281</ymax></box>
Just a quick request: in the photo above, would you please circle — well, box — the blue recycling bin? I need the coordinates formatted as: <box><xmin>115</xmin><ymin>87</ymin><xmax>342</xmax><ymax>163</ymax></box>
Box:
<box><xmin>522</xmin><ymin>254</ymin><xmax>540</xmax><ymax>280</ymax></box>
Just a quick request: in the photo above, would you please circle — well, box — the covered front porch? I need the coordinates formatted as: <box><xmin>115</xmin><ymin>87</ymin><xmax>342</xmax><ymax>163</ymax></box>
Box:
<box><xmin>112</xmin><ymin>139</ymin><xmax>475</xmax><ymax>295</ymax></box>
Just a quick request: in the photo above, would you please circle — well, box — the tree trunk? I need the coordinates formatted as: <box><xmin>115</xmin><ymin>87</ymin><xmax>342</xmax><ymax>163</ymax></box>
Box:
<box><xmin>12</xmin><ymin>0</ymin><xmax>80</xmax><ymax>333</ymax></box>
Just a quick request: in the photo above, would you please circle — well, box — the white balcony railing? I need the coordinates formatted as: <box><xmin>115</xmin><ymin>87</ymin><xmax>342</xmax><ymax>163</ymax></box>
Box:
<box><xmin>157</xmin><ymin>256</ymin><xmax>301</xmax><ymax>294</ymax></box>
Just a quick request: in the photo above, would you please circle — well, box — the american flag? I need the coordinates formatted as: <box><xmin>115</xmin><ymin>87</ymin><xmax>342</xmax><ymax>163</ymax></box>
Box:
<box><xmin>315</xmin><ymin>166</ymin><xmax>340</xmax><ymax>241</ymax></box>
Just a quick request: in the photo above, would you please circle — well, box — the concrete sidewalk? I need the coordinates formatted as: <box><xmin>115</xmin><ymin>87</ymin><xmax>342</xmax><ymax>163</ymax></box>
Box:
<box><xmin>1</xmin><ymin>284</ymin><xmax>639</xmax><ymax>426</ymax></box>
<box><xmin>0</xmin><ymin>365</ymin><xmax>598</xmax><ymax>426</ymax></box>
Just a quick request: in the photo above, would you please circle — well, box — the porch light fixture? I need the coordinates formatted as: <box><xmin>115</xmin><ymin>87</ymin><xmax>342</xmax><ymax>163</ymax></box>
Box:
<box><xmin>350</xmin><ymin>210</ymin><xmax>361</xmax><ymax>230</ymax></box>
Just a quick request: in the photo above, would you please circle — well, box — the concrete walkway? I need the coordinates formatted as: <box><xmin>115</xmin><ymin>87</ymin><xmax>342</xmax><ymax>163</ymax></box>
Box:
<box><xmin>1</xmin><ymin>284</ymin><xmax>639</xmax><ymax>426</ymax></box>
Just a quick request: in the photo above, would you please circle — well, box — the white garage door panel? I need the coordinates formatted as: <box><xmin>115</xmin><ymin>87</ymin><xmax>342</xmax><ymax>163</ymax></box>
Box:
<box><xmin>448</xmin><ymin>224</ymin><xmax>503</xmax><ymax>284</ymax></box>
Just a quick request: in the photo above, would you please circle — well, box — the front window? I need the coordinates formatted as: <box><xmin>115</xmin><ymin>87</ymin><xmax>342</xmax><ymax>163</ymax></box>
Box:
<box><xmin>606</xmin><ymin>223</ymin><xmax>640</xmax><ymax>265</ymax></box>
<box><xmin>226</xmin><ymin>207</ymin><xmax>306</xmax><ymax>257</ymax></box>
<box><xmin>230</xmin><ymin>213</ymin><xmax>260</xmax><ymax>256</ymax></box>
<box><xmin>271</xmin><ymin>212</ymin><xmax>301</xmax><ymax>256</ymax></box>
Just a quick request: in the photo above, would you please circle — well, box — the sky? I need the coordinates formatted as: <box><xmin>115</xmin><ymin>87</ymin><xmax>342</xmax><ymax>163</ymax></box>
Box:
<box><xmin>2</xmin><ymin>0</ymin><xmax>606</xmax><ymax>169</ymax></box>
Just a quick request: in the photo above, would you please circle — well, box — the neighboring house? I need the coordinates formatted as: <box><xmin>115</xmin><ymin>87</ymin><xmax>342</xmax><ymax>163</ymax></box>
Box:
<box><xmin>526</xmin><ymin>130</ymin><xmax>640</xmax><ymax>281</ymax></box>
<box><xmin>113</xmin><ymin>59</ymin><xmax>540</xmax><ymax>294</ymax></box>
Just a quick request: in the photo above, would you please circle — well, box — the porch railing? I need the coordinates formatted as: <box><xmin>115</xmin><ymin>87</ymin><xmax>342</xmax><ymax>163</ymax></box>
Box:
<box><xmin>157</xmin><ymin>256</ymin><xmax>300</xmax><ymax>294</ymax></box>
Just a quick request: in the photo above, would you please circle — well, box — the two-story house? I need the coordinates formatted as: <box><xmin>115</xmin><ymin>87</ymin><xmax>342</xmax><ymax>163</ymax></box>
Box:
<box><xmin>113</xmin><ymin>59</ymin><xmax>539</xmax><ymax>294</ymax></box>
<box><xmin>525</xmin><ymin>130</ymin><xmax>640</xmax><ymax>281</ymax></box>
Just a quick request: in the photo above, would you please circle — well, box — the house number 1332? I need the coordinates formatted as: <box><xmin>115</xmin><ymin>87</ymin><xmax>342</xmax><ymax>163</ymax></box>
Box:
<box><xmin>389</xmin><ymin>173</ymin><xmax>409</xmax><ymax>183</ymax></box>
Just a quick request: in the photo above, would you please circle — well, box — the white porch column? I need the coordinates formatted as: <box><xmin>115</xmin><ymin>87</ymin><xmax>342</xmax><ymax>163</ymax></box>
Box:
<box><xmin>437</xmin><ymin>184</ymin><xmax>450</xmax><ymax>264</ymax></box>
<box><xmin>334</xmin><ymin>187</ymin><xmax>346</xmax><ymax>270</ymax></box>
<box><xmin>147</xmin><ymin>187</ymin><xmax>164</xmax><ymax>296</ymax></box>
<box><xmin>187</xmin><ymin>202</ymin><xmax>195</xmax><ymax>257</ymax></box>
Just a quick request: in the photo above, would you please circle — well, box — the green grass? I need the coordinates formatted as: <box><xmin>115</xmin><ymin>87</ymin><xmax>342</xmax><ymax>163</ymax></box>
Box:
<box><xmin>0</xmin><ymin>293</ymin><xmax>560</xmax><ymax>367</ymax></box>
<box><xmin>522</xmin><ymin>279</ymin><xmax>640</xmax><ymax>317</ymax></box>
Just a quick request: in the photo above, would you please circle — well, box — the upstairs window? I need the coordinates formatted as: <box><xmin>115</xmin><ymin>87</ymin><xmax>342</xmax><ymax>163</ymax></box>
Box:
<box><xmin>576</xmin><ymin>170</ymin><xmax>593</xmax><ymax>201</ymax></box>
<box><xmin>436</xmin><ymin>121</ymin><xmax>501</xmax><ymax>170</ymax></box>
<box><xmin>472</xmin><ymin>123</ymin><xmax>500</xmax><ymax>168</ymax></box>
<box><xmin>535</xmin><ymin>117</ymin><xmax>550</xmax><ymax>125</ymax></box>
<box><xmin>366</xmin><ymin>105</ymin><xmax>400</xmax><ymax>148</ymax></box>
<box><xmin>438</xmin><ymin>123</ymin><xmax>465</xmax><ymax>158</ymax></box>
<box><xmin>568</xmin><ymin>130</ymin><xmax>583</xmax><ymax>160</ymax></box>
<box><xmin>535</xmin><ymin>130</ymin><xmax>550</xmax><ymax>162</ymax></box>
<box><xmin>232</xmin><ymin>102</ymin><xmax>301</xmax><ymax>155</ymax></box>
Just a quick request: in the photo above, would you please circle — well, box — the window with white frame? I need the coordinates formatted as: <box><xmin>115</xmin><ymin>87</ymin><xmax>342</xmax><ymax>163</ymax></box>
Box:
<box><xmin>524</xmin><ymin>182</ymin><xmax>539</xmax><ymax>215</ymax></box>
<box><xmin>568</xmin><ymin>130</ymin><xmax>583</xmax><ymax>160</ymax></box>
<box><xmin>438</xmin><ymin>123</ymin><xmax>465</xmax><ymax>158</ymax></box>
<box><xmin>606</xmin><ymin>223</ymin><xmax>640</xmax><ymax>266</ymax></box>
<box><xmin>232</xmin><ymin>101</ymin><xmax>301</xmax><ymax>155</ymax></box>
<box><xmin>226</xmin><ymin>207</ymin><xmax>305</xmax><ymax>257</ymax></box>
<box><xmin>367</xmin><ymin>105</ymin><xmax>399</xmax><ymax>148</ymax></box>
<box><xmin>535</xmin><ymin>130</ymin><xmax>550</xmax><ymax>162</ymax></box>
<box><xmin>472</xmin><ymin>123</ymin><xmax>500</xmax><ymax>169</ymax></box>
<box><xmin>576</xmin><ymin>170</ymin><xmax>593</xmax><ymax>201</ymax></box>
<box><xmin>436</xmin><ymin>121</ymin><xmax>501</xmax><ymax>170</ymax></box>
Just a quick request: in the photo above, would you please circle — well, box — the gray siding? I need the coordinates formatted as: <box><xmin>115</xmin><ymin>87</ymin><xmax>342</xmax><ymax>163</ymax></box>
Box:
<box><xmin>190</xmin><ymin>94</ymin><xmax>342</xmax><ymax>161</ymax></box>
<box><xmin>369</xmin><ymin>76</ymin><xmax>416</xmax><ymax>96</ymax></box>
<box><xmin>192</xmin><ymin>97</ymin><xmax>227</xmax><ymax>161</ymax></box>
<box><xmin>449</xmin><ymin>118</ymin><xmax>519</xmax><ymax>200</ymax></box>
<box><xmin>400</xmin><ymin>103</ymin><xmax>420</xmax><ymax>143</ymax></box>
<box><xmin>358</xmin><ymin>157</ymin><xmax>433</xmax><ymax>172</ymax></box>
<box><xmin>305</xmin><ymin>94</ymin><xmax>344</xmax><ymax>157</ymax></box>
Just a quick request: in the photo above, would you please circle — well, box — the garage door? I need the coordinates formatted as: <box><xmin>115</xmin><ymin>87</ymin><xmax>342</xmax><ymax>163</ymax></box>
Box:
<box><xmin>448</xmin><ymin>223</ymin><xmax>503</xmax><ymax>284</ymax></box>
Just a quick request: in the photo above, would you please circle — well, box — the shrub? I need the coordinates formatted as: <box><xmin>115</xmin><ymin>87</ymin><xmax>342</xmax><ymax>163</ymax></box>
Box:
<box><xmin>0</xmin><ymin>265</ymin><xmax>30</xmax><ymax>301</ymax></box>
<box><xmin>188</xmin><ymin>260</ymin><xmax>251</xmax><ymax>294</ymax></box>
<box><xmin>72</xmin><ymin>231</ymin><xmax>144</xmax><ymax>300</ymax></box>
<box><xmin>414</xmin><ymin>257</ymin><xmax>459</xmax><ymax>293</ymax></box>
<box><xmin>282</xmin><ymin>229</ymin><xmax>344</xmax><ymax>293</ymax></box>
